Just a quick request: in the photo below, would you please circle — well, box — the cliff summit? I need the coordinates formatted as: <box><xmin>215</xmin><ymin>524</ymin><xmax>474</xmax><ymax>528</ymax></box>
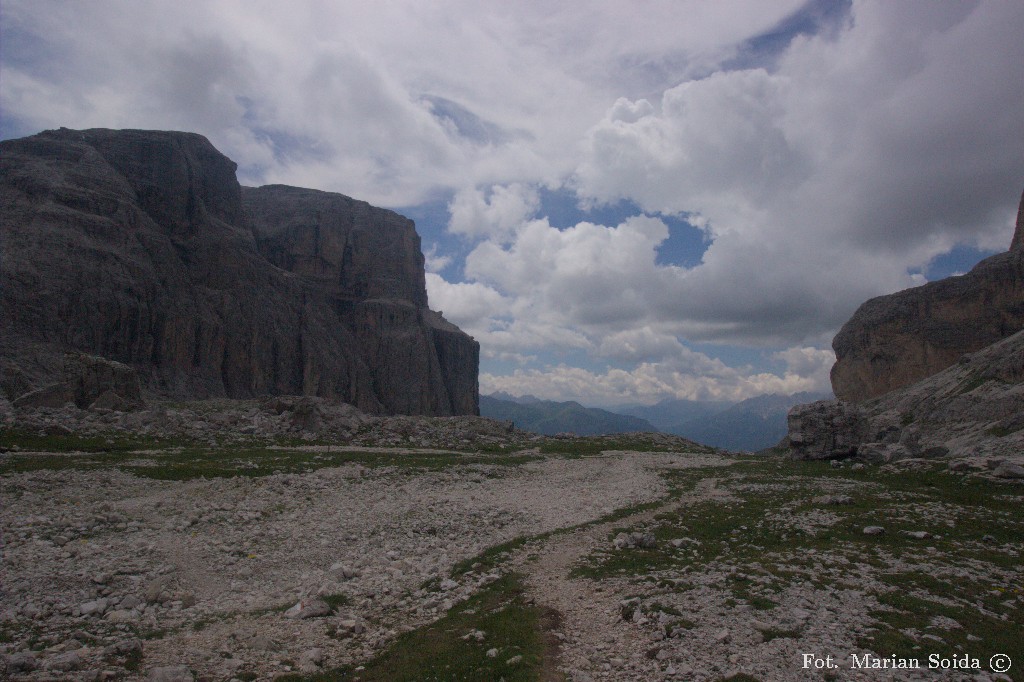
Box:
<box><xmin>831</xmin><ymin>188</ymin><xmax>1024</xmax><ymax>403</ymax></box>
<box><xmin>0</xmin><ymin>128</ymin><xmax>478</xmax><ymax>415</ymax></box>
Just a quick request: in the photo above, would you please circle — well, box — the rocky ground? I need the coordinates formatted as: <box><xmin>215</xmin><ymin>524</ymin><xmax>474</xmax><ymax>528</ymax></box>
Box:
<box><xmin>2</xmin><ymin>403</ymin><xmax>1022</xmax><ymax>682</ymax></box>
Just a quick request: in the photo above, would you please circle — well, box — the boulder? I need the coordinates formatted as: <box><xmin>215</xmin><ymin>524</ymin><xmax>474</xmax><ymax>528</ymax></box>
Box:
<box><xmin>11</xmin><ymin>352</ymin><xmax>142</xmax><ymax>410</ymax></box>
<box><xmin>787</xmin><ymin>400</ymin><xmax>866</xmax><ymax>460</ymax></box>
<box><xmin>146</xmin><ymin>666</ymin><xmax>194</xmax><ymax>682</ymax></box>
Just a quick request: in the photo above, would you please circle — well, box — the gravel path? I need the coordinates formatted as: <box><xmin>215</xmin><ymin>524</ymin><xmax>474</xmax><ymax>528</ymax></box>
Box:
<box><xmin>513</xmin><ymin>473</ymin><xmax>732</xmax><ymax>682</ymax></box>
<box><xmin>1</xmin><ymin>448</ymin><xmax>711</xmax><ymax>680</ymax></box>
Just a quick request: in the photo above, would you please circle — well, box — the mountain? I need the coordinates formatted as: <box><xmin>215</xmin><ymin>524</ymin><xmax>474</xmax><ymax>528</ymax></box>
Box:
<box><xmin>673</xmin><ymin>392</ymin><xmax>831</xmax><ymax>452</ymax></box>
<box><xmin>615</xmin><ymin>398</ymin><xmax>732</xmax><ymax>431</ymax></box>
<box><xmin>831</xmin><ymin>188</ymin><xmax>1024</xmax><ymax>403</ymax></box>
<box><xmin>480</xmin><ymin>395</ymin><xmax>657</xmax><ymax>436</ymax></box>
<box><xmin>789</xmin><ymin>187</ymin><xmax>1024</xmax><ymax>461</ymax></box>
<box><xmin>0</xmin><ymin>128</ymin><xmax>478</xmax><ymax>415</ymax></box>
<box><xmin>488</xmin><ymin>391</ymin><xmax>543</xmax><ymax>405</ymax></box>
<box><xmin>618</xmin><ymin>393</ymin><xmax>829</xmax><ymax>451</ymax></box>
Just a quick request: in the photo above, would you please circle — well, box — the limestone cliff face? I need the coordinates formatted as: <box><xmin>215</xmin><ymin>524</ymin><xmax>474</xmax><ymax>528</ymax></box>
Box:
<box><xmin>790</xmin><ymin>329</ymin><xmax>1024</xmax><ymax>462</ymax></box>
<box><xmin>831</xmin><ymin>189</ymin><xmax>1024</xmax><ymax>403</ymax></box>
<box><xmin>0</xmin><ymin>128</ymin><xmax>479</xmax><ymax>415</ymax></box>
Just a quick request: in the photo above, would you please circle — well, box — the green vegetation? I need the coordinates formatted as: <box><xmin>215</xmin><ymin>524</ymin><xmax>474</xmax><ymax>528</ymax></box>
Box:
<box><xmin>0</xmin><ymin>441</ymin><xmax>542</xmax><ymax>480</ymax></box>
<box><xmin>572</xmin><ymin>457</ymin><xmax>1023</xmax><ymax>671</ymax></box>
<box><xmin>954</xmin><ymin>371</ymin><xmax>1008</xmax><ymax>396</ymax></box>
<box><xmin>0</xmin><ymin>427</ymin><xmax>195</xmax><ymax>453</ymax></box>
<box><xmin>5</xmin><ymin>424</ymin><xmax>1020</xmax><ymax>679</ymax></box>
<box><xmin>281</xmin><ymin>573</ymin><xmax>553</xmax><ymax>682</ymax></box>
<box><xmin>538</xmin><ymin>433</ymin><xmax>716</xmax><ymax>457</ymax></box>
<box><xmin>321</xmin><ymin>593</ymin><xmax>351</xmax><ymax>611</ymax></box>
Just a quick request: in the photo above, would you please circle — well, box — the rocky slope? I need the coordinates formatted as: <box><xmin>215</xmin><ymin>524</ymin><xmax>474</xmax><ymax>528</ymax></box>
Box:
<box><xmin>0</xmin><ymin>128</ymin><xmax>477</xmax><ymax>415</ymax></box>
<box><xmin>831</xmin><ymin>189</ymin><xmax>1024</xmax><ymax>403</ymax></box>
<box><xmin>790</xmin><ymin>329</ymin><xmax>1024</xmax><ymax>467</ymax></box>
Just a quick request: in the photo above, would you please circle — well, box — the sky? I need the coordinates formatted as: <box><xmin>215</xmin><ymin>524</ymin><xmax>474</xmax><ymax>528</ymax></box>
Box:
<box><xmin>2</xmin><ymin>0</ymin><xmax>1023</xmax><ymax>407</ymax></box>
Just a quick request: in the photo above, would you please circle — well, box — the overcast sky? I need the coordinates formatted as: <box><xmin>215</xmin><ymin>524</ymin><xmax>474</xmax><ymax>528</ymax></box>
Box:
<box><xmin>3</xmin><ymin>0</ymin><xmax>1022</xmax><ymax>406</ymax></box>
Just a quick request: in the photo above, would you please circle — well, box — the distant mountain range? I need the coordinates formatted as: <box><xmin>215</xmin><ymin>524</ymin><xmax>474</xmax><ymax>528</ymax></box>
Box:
<box><xmin>482</xmin><ymin>391</ymin><xmax>832</xmax><ymax>451</ymax></box>
<box><xmin>479</xmin><ymin>395</ymin><xmax>657</xmax><ymax>436</ymax></box>
<box><xmin>638</xmin><ymin>392</ymin><xmax>832</xmax><ymax>452</ymax></box>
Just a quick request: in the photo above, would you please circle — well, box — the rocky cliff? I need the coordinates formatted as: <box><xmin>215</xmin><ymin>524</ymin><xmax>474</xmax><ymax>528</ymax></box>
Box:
<box><xmin>831</xmin><ymin>189</ymin><xmax>1024</xmax><ymax>403</ymax></box>
<box><xmin>0</xmin><ymin>128</ymin><xmax>478</xmax><ymax>415</ymax></box>
<box><xmin>789</xmin><ymin>329</ymin><xmax>1024</xmax><ymax>465</ymax></box>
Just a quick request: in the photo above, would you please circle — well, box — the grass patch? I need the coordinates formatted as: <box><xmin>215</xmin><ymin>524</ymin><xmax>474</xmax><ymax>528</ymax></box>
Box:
<box><xmin>571</xmin><ymin>455</ymin><xmax>1023</xmax><ymax>672</ymax></box>
<box><xmin>538</xmin><ymin>433</ymin><xmax>715</xmax><ymax>457</ymax></box>
<box><xmin>322</xmin><ymin>593</ymin><xmax>350</xmax><ymax>611</ymax></box>
<box><xmin>450</xmin><ymin>536</ymin><xmax>535</xmax><ymax>578</ymax></box>
<box><xmin>0</xmin><ymin>427</ymin><xmax>193</xmax><ymax>454</ymax></box>
<box><xmin>857</xmin><ymin>570</ymin><xmax>1024</xmax><ymax>670</ymax></box>
<box><xmin>989</xmin><ymin>423</ymin><xmax>1023</xmax><ymax>437</ymax></box>
<box><xmin>291</xmin><ymin>573</ymin><xmax>550</xmax><ymax>682</ymax></box>
<box><xmin>955</xmin><ymin>372</ymin><xmax>1002</xmax><ymax>396</ymax></box>
<box><xmin>0</xmin><ymin>445</ymin><xmax>543</xmax><ymax>481</ymax></box>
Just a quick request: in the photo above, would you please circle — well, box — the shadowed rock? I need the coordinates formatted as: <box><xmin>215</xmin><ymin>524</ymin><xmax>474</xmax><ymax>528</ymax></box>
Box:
<box><xmin>831</xmin><ymin>188</ymin><xmax>1024</xmax><ymax>403</ymax></box>
<box><xmin>0</xmin><ymin>128</ymin><xmax>478</xmax><ymax>415</ymax></box>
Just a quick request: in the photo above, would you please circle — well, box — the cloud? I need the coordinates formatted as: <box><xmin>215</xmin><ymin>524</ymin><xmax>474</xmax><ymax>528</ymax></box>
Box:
<box><xmin>596</xmin><ymin>328</ymin><xmax>687</xmax><ymax>363</ymax></box>
<box><xmin>447</xmin><ymin>184</ymin><xmax>539</xmax><ymax>241</ymax></box>
<box><xmin>424</xmin><ymin>273</ymin><xmax>508</xmax><ymax>330</ymax></box>
<box><xmin>773</xmin><ymin>346</ymin><xmax>835</xmax><ymax>386</ymax></box>
<box><xmin>574</xmin><ymin>0</ymin><xmax>1024</xmax><ymax>343</ymax></box>
<box><xmin>3</xmin><ymin>0</ymin><xmax>1021</xmax><ymax>404</ymax></box>
<box><xmin>422</xmin><ymin>245</ymin><xmax>453</xmax><ymax>274</ymax></box>
<box><xmin>0</xmin><ymin>0</ymin><xmax>814</xmax><ymax>206</ymax></box>
<box><xmin>481</xmin><ymin>351</ymin><xmax>832</xmax><ymax>406</ymax></box>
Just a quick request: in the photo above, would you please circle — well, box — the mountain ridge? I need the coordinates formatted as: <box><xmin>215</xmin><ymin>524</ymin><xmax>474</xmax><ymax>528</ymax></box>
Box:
<box><xmin>0</xmin><ymin>127</ymin><xmax>479</xmax><ymax>415</ymax></box>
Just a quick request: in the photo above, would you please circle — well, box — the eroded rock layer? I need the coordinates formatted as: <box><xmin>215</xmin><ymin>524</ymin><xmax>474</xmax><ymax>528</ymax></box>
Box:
<box><xmin>831</xmin><ymin>189</ymin><xmax>1024</xmax><ymax>403</ymax></box>
<box><xmin>0</xmin><ymin>128</ymin><xmax>478</xmax><ymax>415</ymax></box>
<box><xmin>790</xmin><ymin>329</ymin><xmax>1024</xmax><ymax>462</ymax></box>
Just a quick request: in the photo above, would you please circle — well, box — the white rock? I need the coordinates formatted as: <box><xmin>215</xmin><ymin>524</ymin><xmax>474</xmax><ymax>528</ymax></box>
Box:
<box><xmin>104</xmin><ymin>609</ymin><xmax>138</xmax><ymax>623</ymax></box>
<box><xmin>284</xmin><ymin>598</ymin><xmax>331</xmax><ymax>619</ymax></box>
<box><xmin>80</xmin><ymin>598</ymin><xmax>109</xmax><ymax>616</ymax></box>
<box><xmin>146</xmin><ymin>665</ymin><xmax>194</xmax><ymax>682</ymax></box>
<box><xmin>45</xmin><ymin>650</ymin><xmax>82</xmax><ymax>672</ymax></box>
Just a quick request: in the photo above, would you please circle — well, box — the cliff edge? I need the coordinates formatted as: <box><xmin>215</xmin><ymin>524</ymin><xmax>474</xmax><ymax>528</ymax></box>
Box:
<box><xmin>831</xmin><ymin>189</ymin><xmax>1024</xmax><ymax>403</ymax></box>
<box><xmin>0</xmin><ymin>128</ymin><xmax>478</xmax><ymax>415</ymax></box>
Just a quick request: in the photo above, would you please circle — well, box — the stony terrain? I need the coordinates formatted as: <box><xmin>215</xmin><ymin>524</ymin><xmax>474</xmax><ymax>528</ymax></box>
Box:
<box><xmin>2</xmin><ymin>412</ymin><xmax>1021</xmax><ymax>682</ymax></box>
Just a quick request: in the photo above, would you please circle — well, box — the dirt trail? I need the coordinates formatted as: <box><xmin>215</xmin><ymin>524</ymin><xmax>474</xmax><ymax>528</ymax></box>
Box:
<box><xmin>515</xmin><ymin>474</ymin><xmax>734</xmax><ymax>682</ymax></box>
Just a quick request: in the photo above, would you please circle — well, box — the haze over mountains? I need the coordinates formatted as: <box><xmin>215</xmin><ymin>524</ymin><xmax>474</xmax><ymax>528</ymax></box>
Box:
<box><xmin>481</xmin><ymin>390</ymin><xmax>830</xmax><ymax>450</ymax></box>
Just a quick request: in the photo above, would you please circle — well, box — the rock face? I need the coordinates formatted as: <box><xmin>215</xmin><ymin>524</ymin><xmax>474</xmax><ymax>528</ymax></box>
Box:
<box><xmin>0</xmin><ymin>128</ymin><xmax>478</xmax><ymax>415</ymax></box>
<box><xmin>12</xmin><ymin>353</ymin><xmax>142</xmax><ymax>411</ymax></box>
<box><xmin>831</xmin><ymin>188</ymin><xmax>1024</xmax><ymax>403</ymax></box>
<box><xmin>786</xmin><ymin>400</ymin><xmax>865</xmax><ymax>460</ymax></box>
<box><xmin>790</xmin><ymin>330</ymin><xmax>1024</xmax><ymax>462</ymax></box>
